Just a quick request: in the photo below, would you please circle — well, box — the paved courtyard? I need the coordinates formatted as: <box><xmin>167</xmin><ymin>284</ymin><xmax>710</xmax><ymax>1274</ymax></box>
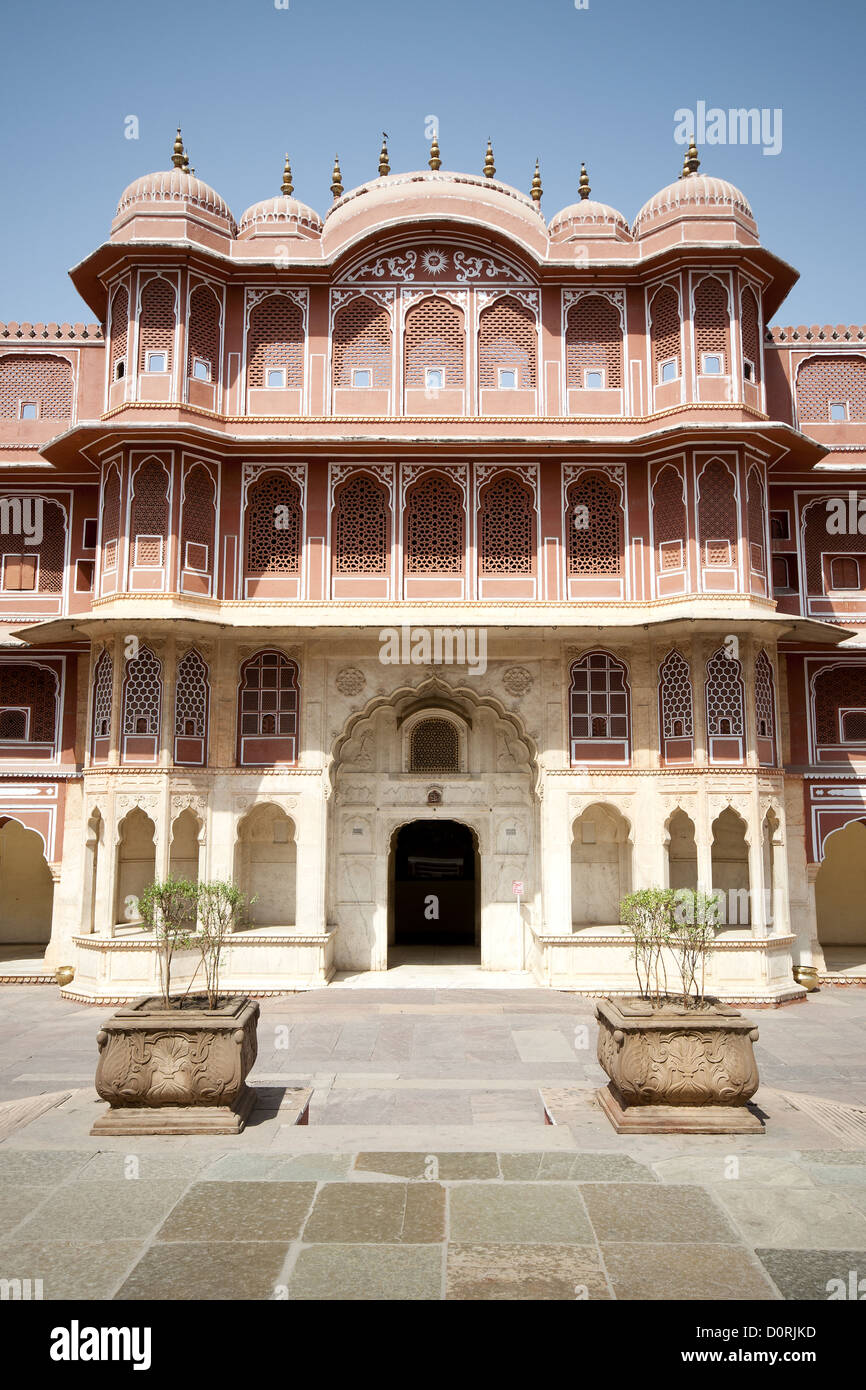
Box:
<box><xmin>1</xmin><ymin>981</ymin><xmax>865</xmax><ymax>1300</ymax></box>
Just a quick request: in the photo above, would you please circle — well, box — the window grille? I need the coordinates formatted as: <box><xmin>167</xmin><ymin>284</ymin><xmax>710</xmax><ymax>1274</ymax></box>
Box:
<box><xmin>333</xmin><ymin>297</ymin><xmax>391</xmax><ymax>389</ymax></box>
<box><xmin>174</xmin><ymin>649</ymin><xmax>208</xmax><ymax>739</ymax></box>
<box><xmin>138</xmin><ymin>279</ymin><xmax>175</xmax><ymax>372</ymax></box>
<box><xmin>247</xmin><ymin>294</ymin><xmax>304</xmax><ymax>390</ymax></box>
<box><xmin>567</xmin><ymin>473</ymin><xmax>623</xmax><ymax>576</ymax></box>
<box><xmin>0</xmin><ymin>353</ymin><xmax>73</xmax><ymax>420</ymax></box>
<box><xmin>122</xmin><ymin>646</ymin><xmax>161</xmax><ymax>736</ymax></box>
<box><xmin>409</xmin><ymin>718</ymin><xmax>459</xmax><ymax>773</ymax></box>
<box><xmin>478</xmin><ymin>296</ymin><xmax>537</xmax><ymax>389</ymax></box>
<box><xmin>565</xmin><ymin>296</ymin><xmax>623</xmax><ymax>390</ymax></box>
<box><xmin>478</xmin><ymin>474</ymin><xmax>534</xmax><ymax>575</ymax></box>
<box><xmin>333</xmin><ymin>474</ymin><xmax>389</xmax><ymax>574</ymax></box>
<box><xmin>404</xmin><ymin>474</ymin><xmax>464</xmax><ymax>574</ymax></box>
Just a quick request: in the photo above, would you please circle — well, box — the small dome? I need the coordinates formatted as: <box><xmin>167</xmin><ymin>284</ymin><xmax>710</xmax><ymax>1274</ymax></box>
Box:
<box><xmin>238</xmin><ymin>194</ymin><xmax>323</xmax><ymax>239</ymax></box>
<box><xmin>549</xmin><ymin>198</ymin><xmax>631</xmax><ymax>243</ymax></box>
<box><xmin>114</xmin><ymin>169</ymin><xmax>236</xmax><ymax>232</ymax></box>
<box><xmin>633</xmin><ymin>172</ymin><xmax>756</xmax><ymax>237</ymax></box>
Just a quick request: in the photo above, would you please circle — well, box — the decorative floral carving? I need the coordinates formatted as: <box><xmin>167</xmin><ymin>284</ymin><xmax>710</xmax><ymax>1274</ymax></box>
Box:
<box><xmin>336</xmin><ymin>667</ymin><xmax>367</xmax><ymax>697</ymax></box>
<box><xmin>503</xmin><ymin>666</ymin><xmax>533</xmax><ymax>697</ymax></box>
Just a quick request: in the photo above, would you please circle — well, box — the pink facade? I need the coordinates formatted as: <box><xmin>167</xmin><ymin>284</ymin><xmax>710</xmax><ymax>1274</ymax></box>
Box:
<box><xmin>1</xmin><ymin>132</ymin><xmax>865</xmax><ymax>992</ymax></box>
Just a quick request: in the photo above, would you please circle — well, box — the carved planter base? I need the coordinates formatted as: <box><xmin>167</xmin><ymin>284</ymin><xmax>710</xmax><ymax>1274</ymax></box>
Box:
<box><xmin>596</xmin><ymin>998</ymin><xmax>764</xmax><ymax>1135</ymax></box>
<box><xmin>92</xmin><ymin>995</ymin><xmax>259</xmax><ymax>1136</ymax></box>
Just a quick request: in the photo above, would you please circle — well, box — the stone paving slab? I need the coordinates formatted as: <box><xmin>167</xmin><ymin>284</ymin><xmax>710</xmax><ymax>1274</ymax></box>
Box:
<box><xmin>1</xmin><ymin>983</ymin><xmax>865</xmax><ymax>1298</ymax></box>
<box><xmin>0</xmin><ymin>1147</ymin><xmax>861</xmax><ymax>1299</ymax></box>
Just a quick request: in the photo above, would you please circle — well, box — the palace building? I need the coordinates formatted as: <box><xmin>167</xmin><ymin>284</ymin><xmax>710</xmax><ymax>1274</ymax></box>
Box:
<box><xmin>1</xmin><ymin>130</ymin><xmax>865</xmax><ymax>1003</ymax></box>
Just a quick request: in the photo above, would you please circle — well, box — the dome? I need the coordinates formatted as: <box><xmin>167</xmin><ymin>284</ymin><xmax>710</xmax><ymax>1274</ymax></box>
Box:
<box><xmin>113</xmin><ymin>168</ymin><xmax>236</xmax><ymax>233</ymax></box>
<box><xmin>633</xmin><ymin>171</ymin><xmax>756</xmax><ymax>238</ymax></box>
<box><xmin>548</xmin><ymin>164</ymin><xmax>630</xmax><ymax>243</ymax></box>
<box><xmin>549</xmin><ymin>198</ymin><xmax>631</xmax><ymax>243</ymax></box>
<box><xmin>321</xmin><ymin>169</ymin><xmax>548</xmax><ymax>258</ymax></box>
<box><xmin>237</xmin><ymin>194</ymin><xmax>323</xmax><ymax>239</ymax></box>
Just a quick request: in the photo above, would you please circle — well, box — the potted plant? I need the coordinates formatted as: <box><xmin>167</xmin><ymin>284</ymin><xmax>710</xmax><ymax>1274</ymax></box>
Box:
<box><xmin>92</xmin><ymin>877</ymin><xmax>259</xmax><ymax>1136</ymax></box>
<box><xmin>595</xmin><ymin>888</ymin><xmax>763</xmax><ymax>1134</ymax></box>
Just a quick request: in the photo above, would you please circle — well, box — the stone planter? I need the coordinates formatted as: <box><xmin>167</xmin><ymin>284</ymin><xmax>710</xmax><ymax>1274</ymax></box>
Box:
<box><xmin>92</xmin><ymin>995</ymin><xmax>259</xmax><ymax>1136</ymax></box>
<box><xmin>595</xmin><ymin>998</ymin><xmax>763</xmax><ymax>1134</ymax></box>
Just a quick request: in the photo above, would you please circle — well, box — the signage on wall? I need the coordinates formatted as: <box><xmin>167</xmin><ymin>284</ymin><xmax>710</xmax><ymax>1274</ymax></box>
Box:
<box><xmin>512</xmin><ymin>880</ymin><xmax>524</xmax><ymax>896</ymax></box>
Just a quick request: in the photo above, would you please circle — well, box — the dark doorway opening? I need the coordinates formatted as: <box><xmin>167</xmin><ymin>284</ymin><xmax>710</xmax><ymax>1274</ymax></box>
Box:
<box><xmin>391</xmin><ymin>820</ymin><xmax>477</xmax><ymax>947</ymax></box>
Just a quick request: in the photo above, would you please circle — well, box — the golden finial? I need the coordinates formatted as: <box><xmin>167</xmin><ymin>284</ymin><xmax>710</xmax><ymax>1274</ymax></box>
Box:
<box><xmin>429</xmin><ymin>134</ymin><xmax>441</xmax><ymax>171</ymax></box>
<box><xmin>483</xmin><ymin>139</ymin><xmax>496</xmax><ymax>179</ymax></box>
<box><xmin>578</xmin><ymin>162</ymin><xmax>591</xmax><ymax>200</ymax></box>
<box><xmin>330</xmin><ymin>153</ymin><xmax>344</xmax><ymax>200</ymax></box>
<box><xmin>171</xmin><ymin>127</ymin><xmax>185</xmax><ymax>169</ymax></box>
<box><xmin>281</xmin><ymin>153</ymin><xmax>294</xmax><ymax>197</ymax></box>
<box><xmin>685</xmin><ymin>136</ymin><xmax>700</xmax><ymax>176</ymax></box>
<box><xmin>378</xmin><ymin>132</ymin><xmax>390</xmax><ymax>177</ymax></box>
<box><xmin>182</xmin><ymin>149</ymin><xmax>191</xmax><ymax>174</ymax></box>
<box><xmin>530</xmin><ymin>158</ymin><xmax>543</xmax><ymax>204</ymax></box>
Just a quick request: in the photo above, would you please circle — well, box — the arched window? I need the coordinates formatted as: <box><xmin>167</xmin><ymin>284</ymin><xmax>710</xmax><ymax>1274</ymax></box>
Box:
<box><xmin>408</xmin><ymin>717</ymin><xmax>460</xmax><ymax>773</ymax></box>
<box><xmin>237</xmin><ymin>650</ymin><xmax>299</xmax><ymax>765</ymax></box>
<box><xmin>187</xmin><ymin>285</ymin><xmax>221</xmax><ymax>383</ymax></box>
<box><xmin>403</xmin><ymin>298</ymin><xmax>464</xmax><ymax>391</ymax></box>
<box><xmin>741</xmin><ymin>287</ymin><xmax>761</xmax><ymax>384</ymax></box>
<box><xmin>565</xmin><ymin>295</ymin><xmax>623</xmax><ymax>390</ymax></box>
<box><xmin>568</xmin><ymin>651</ymin><xmax>631</xmax><ymax>764</ymax></box>
<box><xmin>180</xmin><ymin>462</ymin><xmax>216</xmax><ymax>584</ymax></box>
<box><xmin>91</xmin><ymin>648</ymin><xmax>113</xmax><ymax>756</ymax></box>
<box><xmin>0</xmin><ymin>353</ymin><xmax>74</xmax><ymax>421</ymax></box>
<box><xmin>110</xmin><ymin>286</ymin><xmax>129</xmax><ymax>382</ymax></box>
<box><xmin>478</xmin><ymin>473</ymin><xmax>534</xmax><ymax>575</ymax></box>
<box><xmin>566</xmin><ymin>472</ymin><xmax>623</xmax><ymax>576</ymax></box>
<box><xmin>333</xmin><ymin>296</ymin><xmax>391</xmax><ymax>389</ymax></box>
<box><xmin>332</xmin><ymin>473</ymin><xmax>389</xmax><ymax>574</ymax></box>
<box><xmin>803</xmin><ymin>496</ymin><xmax>866</xmax><ymax>598</ymax></box>
<box><xmin>797</xmin><ymin>356</ymin><xmax>866</xmax><ymax>423</ymax></box>
<box><xmin>658</xmin><ymin>650</ymin><xmax>694</xmax><ymax>762</ymax></box>
<box><xmin>747</xmin><ymin>466</ymin><xmax>766</xmax><ymax>576</ymax></box>
<box><xmin>100</xmin><ymin>467</ymin><xmax>121</xmax><ymax>578</ymax></box>
<box><xmin>650</xmin><ymin>286</ymin><xmax>681</xmax><ymax>383</ymax></box>
<box><xmin>121</xmin><ymin>644</ymin><xmax>162</xmax><ymax>763</ymax></box>
<box><xmin>245</xmin><ymin>470</ymin><xmax>302</xmax><ymax>578</ymax></box>
<box><xmin>693</xmin><ymin>277</ymin><xmax>729</xmax><ymax>375</ymax></box>
<box><xmin>813</xmin><ymin>664</ymin><xmax>866</xmax><ymax>748</ymax></box>
<box><xmin>478</xmin><ymin>296</ymin><xmax>537</xmax><ymax>391</ymax></box>
<box><xmin>404</xmin><ymin>473</ymin><xmax>464</xmax><ymax>574</ymax></box>
<box><xmin>755</xmin><ymin>650</ymin><xmax>776</xmax><ymax>765</ymax></box>
<box><xmin>652</xmin><ymin>465</ymin><xmax>687</xmax><ymax>576</ymax></box>
<box><xmin>174</xmin><ymin>648</ymin><xmax>209</xmax><ymax>766</ymax></box>
<box><xmin>138</xmin><ymin>278</ymin><xmax>175</xmax><ymax>373</ymax></box>
<box><xmin>0</xmin><ymin>663</ymin><xmax>57</xmax><ymax>745</ymax></box>
<box><xmin>130</xmin><ymin>459</ymin><xmax>169</xmax><ymax>570</ymax></box>
<box><xmin>698</xmin><ymin>460</ymin><xmax>738</xmax><ymax>570</ymax></box>
<box><xmin>247</xmin><ymin>293</ymin><xmax>304</xmax><ymax>391</ymax></box>
<box><xmin>705</xmin><ymin>647</ymin><xmax>745</xmax><ymax>761</ymax></box>
<box><xmin>0</xmin><ymin>498</ymin><xmax>65</xmax><ymax>596</ymax></box>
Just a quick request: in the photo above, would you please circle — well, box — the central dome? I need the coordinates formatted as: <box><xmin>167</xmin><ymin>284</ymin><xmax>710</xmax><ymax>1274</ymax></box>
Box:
<box><xmin>320</xmin><ymin>168</ymin><xmax>548</xmax><ymax>261</ymax></box>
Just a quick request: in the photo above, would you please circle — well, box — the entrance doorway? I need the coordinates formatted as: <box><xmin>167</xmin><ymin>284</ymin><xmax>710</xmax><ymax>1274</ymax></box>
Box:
<box><xmin>390</xmin><ymin>820</ymin><xmax>478</xmax><ymax>950</ymax></box>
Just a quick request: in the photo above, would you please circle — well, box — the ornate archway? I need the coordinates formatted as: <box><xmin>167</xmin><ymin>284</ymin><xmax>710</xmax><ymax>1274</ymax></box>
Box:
<box><xmin>329</xmin><ymin>675</ymin><xmax>537</xmax><ymax>973</ymax></box>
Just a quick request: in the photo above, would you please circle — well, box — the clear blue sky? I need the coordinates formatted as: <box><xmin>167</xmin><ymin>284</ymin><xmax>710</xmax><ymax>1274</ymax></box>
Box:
<box><xmin>2</xmin><ymin>0</ymin><xmax>863</xmax><ymax>326</ymax></box>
